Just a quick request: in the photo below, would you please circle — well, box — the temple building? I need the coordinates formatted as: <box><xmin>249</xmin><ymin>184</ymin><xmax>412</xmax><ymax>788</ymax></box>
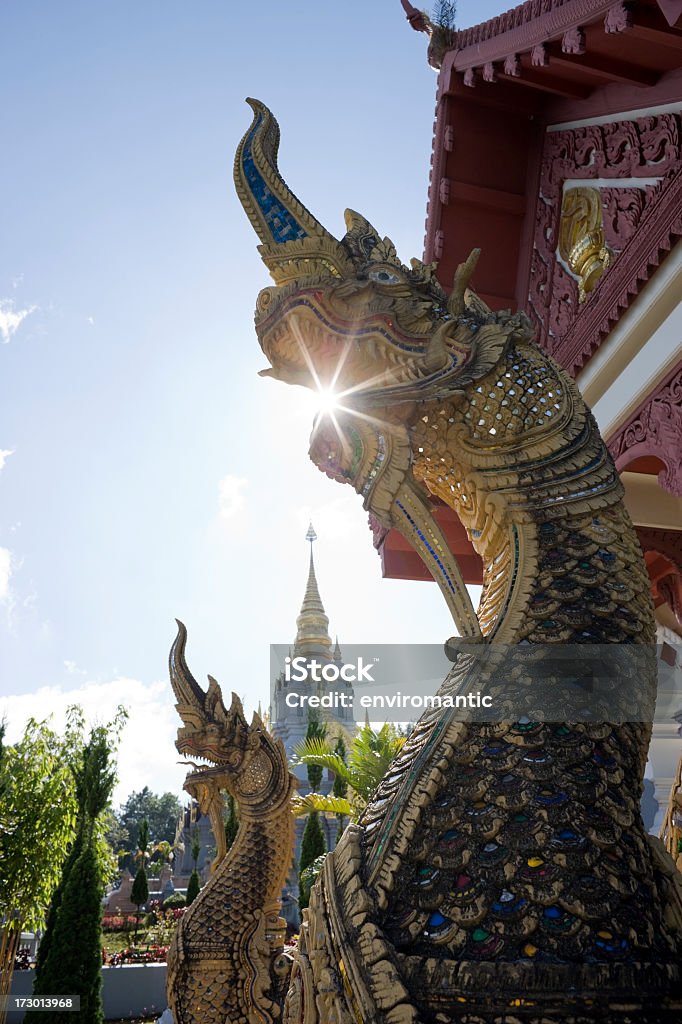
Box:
<box><xmin>270</xmin><ymin>525</ymin><xmax>355</xmax><ymax>890</ymax></box>
<box><xmin>374</xmin><ymin>0</ymin><xmax>682</xmax><ymax>827</ymax></box>
<box><xmin>175</xmin><ymin>801</ymin><xmax>215</xmax><ymax>880</ymax></box>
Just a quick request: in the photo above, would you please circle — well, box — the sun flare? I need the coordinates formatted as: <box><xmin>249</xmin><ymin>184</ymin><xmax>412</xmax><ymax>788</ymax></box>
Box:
<box><xmin>314</xmin><ymin>388</ymin><xmax>340</xmax><ymax>416</ymax></box>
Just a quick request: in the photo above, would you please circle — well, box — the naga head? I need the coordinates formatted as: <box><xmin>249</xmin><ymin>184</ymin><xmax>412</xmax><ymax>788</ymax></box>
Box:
<box><xmin>169</xmin><ymin>620</ymin><xmax>260</xmax><ymax>785</ymax></box>
<box><xmin>169</xmin><ymin>619</ymin><xmax>296</xmax><ymax>826</ymax></box>
<box><xmin>234</xmin><ymin>101</ymin><xmax>530</xmax><ymax>492</ymax></box>
<box><xmin>234</xmin><ymin>101</ymin><xmax>533</xmax><ymax>638</ymax></box>
<box><xmin>169</xmin><ymin>620</ymin><xmax>296</xmax><ymax>896</ymax></box>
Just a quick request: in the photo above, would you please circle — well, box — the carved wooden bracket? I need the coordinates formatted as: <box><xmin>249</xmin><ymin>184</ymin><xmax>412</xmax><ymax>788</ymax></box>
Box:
<box><xmin>609</xmin><ymin>362</ymin><xmax>682</xmax><ymax>497</ymax></box>
<box><xmin>531</xmin><ymin>42</ymin><xmax>549</xmax><ymax>66</ymax></box>
<box><xmin>604</xmin><ymin>1</ymin><xmax>633</xmax><ymax>33</ymax></box>
<box><xmin>562</xmin><ymin>26</ymin><xmax>586</xmax><ymax>53</ymax></box>
<box><xmin>528</xmin><ymin>113</ymin><xmax>682</xmax><ymax>370</ymax></box>
<box><xmin>504</xmin><ymin>53</ymin><xmax>521</xmax><ymax>76</ymax></box>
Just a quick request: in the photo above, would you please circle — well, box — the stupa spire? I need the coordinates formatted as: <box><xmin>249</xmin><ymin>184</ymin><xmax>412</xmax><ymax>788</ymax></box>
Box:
<box><xmin>294</xmin><ymin>522</ymin><xmax>332</xmax><ymax>657</ymax></box>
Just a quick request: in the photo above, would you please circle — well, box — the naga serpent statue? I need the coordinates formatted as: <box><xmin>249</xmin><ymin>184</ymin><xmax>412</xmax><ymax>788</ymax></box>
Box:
<box><xmin>229</xmin><ymin>100</ymin><xmax>682</xmax><ymax>1024</ymax></box>
<box><xmin>167</xmin><ymin>620</ymin><xmax>296</xmax><ymax>1024</ymax></box>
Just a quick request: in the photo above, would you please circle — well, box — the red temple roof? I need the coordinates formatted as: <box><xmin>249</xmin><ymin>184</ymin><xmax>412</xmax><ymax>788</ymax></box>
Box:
<box><xmin>377</xmin><ymin>0</ymin><xmax>682</xmax><ymax>602</ymax></box>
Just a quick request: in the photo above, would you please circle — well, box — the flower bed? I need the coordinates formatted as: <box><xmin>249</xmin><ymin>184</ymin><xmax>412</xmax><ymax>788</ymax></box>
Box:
<box><xmin>13</xmin><ymin>948</ymin><xmax>36</xmax><ymax>971</ymax></box>
<box><xmin>103</xmin><ymin>913</ymin><xmax>139</xmax><ymax>933</ymax></box>
<box><xmin>104</xmin><ymin>944</ymin><xmax>169</xmax><ymax>966</ymax></box>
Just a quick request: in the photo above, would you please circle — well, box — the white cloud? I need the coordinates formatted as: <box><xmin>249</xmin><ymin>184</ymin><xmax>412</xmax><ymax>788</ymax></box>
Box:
<box><xmin>1</xmin><ymin>676</ymin><xmax>188</xmax><ymax>804</ymax></box>
<box><xmin>0</xmin><ymin>548</ymin><xmax>11</xmax><ymax>601</ymax></box>
<box><xmin>63</xmin><ymin>659</ymin><xmax>87</xmax><ymax>676</ymax></box>
<box><xmin>218</xmin><ymin>474</ymin><xmax>248</xmax><ymax>522</ymax></box>
<box><xmin>0</xmin><ymin>299</ymin><xmax>36</xmax><ymax>343</ymax></box>
<box><xmin>0</xmin><ymin>449</ymin><xmax>14</xmax><ymax>472</ymax></box>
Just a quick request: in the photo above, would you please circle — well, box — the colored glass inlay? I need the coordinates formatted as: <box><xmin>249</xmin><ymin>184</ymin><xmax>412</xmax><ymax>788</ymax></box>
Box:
<box><xmin>241</xmin><ymin>115</ymin><xmax>308</xmax><ymax>244</ymax></box>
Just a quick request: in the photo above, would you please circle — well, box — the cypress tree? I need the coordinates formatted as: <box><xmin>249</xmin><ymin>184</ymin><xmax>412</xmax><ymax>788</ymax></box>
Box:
<box><xmin>31</xmin><ymin>840</ymin><xmax>105</xmax><ymax>1023</ymax></box>
<box><xmin>27</xmin><ymin>727</ymin><xmax>117</xmax><ymax>1024</ymax></box>
<box><xmin>305</xmin><ymin>712</ymin><xmax>326</xmax><ymax>792</ymax></box>
<box><xmin>31</xmin><ymin>828</ymin><xmax>84</xmax><ymax>979</ymax></box>
<box><xmin>332</xmin><ymin>735</ymin><xmax>348</xmax><ymax>842</ymax></box>
<box><xmin>298</xmin><ymin>810</ymin><xmax>325</xmax><ymax>911</ymax></box>
<box><xmin>186</xmin><ymin>828</ymin><xmax>201</xmax><ymax>905</ymax></box>
<box><xmin>131</xmin><ymin>867</ymin><xmax>149</xmax><ymax>918</ymax></box>
<box><xmin>186</xmin><ymin>870</ymin><xmax>200</xmax><ymax>906</ymax></box>
<box><xmin>131</xmin><ymin>819</ymin><xmax>149</xmax><ymax>941</ymax></box>
<box><xmin>224</xmin><ymin>794</ymin><xmax>239</xmax><ymax>849</ymax></box>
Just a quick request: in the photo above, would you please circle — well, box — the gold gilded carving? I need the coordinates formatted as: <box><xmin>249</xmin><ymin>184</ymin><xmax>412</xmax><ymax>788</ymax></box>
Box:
<box><xmin>662</xmin><ymin>749</ymin><xmax>682</xmax><ymax>872</ymax></box>
<box><xmin>234</xmin><ymin>102</ymin><xmax>682</xmax><ymax>1022</ymax></box>
<box><xmin>558</xmin><ymin>186</ymin><xmax>611</xmax><ymax>302</ymax></box>
<box><xmin>166</xmin><ymin>621</ymin><xmax>296</xmax><ymax>1024</ymax></box>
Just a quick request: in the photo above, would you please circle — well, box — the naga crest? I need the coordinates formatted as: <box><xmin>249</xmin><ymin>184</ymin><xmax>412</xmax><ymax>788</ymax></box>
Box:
<box><xmin>235</xmin><ymin>99</ymin><xmax>536</xmax><ymax>640</ymax></box>
<box><xmin>170</xmin><ymin>618</ymin><xmax>261</xmax><ymax>782</ymax></box>
<box><xmin>169</xmin><ymin>620</ymin><xmax>292</xmax><ymax>865</ymax></box>
<box><xmin>167</xmin><ymin>622</ymin><xmax>297</xmax><ymax>1024</ymax></box>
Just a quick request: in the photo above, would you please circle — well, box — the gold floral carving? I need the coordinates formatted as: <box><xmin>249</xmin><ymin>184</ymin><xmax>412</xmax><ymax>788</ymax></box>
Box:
<box><xmin>558</xmin><ymin>187</ymin><xmax>611</xmax><ymax>303</ymax></box>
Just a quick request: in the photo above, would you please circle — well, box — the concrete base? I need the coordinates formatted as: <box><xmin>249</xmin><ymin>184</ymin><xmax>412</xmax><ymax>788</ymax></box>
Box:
<box><xmin>9</xmin><ymin>964</ymin><xmax>168</xmax><ymax>1021</ymax></box>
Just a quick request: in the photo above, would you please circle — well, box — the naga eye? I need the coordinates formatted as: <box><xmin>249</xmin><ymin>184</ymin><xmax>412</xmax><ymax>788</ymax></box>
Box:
<box><xmin>369</xmin><ymin>268</ymin><xmax>402</xmax><ymax>285</ymax></box>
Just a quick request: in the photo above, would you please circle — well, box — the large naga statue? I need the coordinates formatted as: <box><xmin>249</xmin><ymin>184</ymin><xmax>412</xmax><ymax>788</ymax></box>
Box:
<box><xmin>233</xmin><ymin>100</ymin><xmax>682</xmax><ymax>1022</ymax></box>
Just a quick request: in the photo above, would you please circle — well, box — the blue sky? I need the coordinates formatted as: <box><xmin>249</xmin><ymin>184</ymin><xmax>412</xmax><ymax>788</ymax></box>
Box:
<box><xmin>1</xmin><ymin>0</ymin><xmax>507</xmax><ymax>799</ymax></box>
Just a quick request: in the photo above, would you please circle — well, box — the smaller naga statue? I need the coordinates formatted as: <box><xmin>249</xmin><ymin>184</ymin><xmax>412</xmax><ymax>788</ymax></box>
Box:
<box><xmin>166</xmin><ymin>621</ymin><xmax>295</xmax><ymax>1024</ymax></box>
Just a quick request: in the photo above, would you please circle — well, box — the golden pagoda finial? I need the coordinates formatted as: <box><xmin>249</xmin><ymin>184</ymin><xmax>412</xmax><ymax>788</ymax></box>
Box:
<box><xmin>294</xmin><ymin>523</ymin><xmax>332</xmax><ymax>657</ymax></box>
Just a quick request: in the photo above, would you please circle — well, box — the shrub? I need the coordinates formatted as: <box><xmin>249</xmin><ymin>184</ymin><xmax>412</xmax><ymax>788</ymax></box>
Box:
<box><xmin>298</xmin><ymin>810</ymin><xmax>325</xmax><ymax>911</ymax></box>
<box><xmin>299</xmin><ymin>853</ymin><xmax>326</xmax><ymax>910</ymax></box>
<box><xmin>162</xmin><ymin>892</ymin><xmax>186</xmax><ymax>909</ymax></box>
<box><xmin>185</xmin><ymin>870</ymin><xmax>200</xmax><ymax>906</ymax></box>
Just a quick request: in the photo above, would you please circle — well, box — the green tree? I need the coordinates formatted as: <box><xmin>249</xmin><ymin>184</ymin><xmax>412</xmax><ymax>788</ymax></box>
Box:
<box><xmin>0</xmin><ymin>719</ymin><xmax>78</xmax><ymax>1024</ymax></box>
<box><xmin>224</xmin><ymin>793</ymin><xmax>239</xmax><ymax>849</ymax></box>
<box><xmin>299</xmin><ymin>853</ymin><xmax>327</xmax><ymax>912</ymax></box>
<box><xmin>111</xmin><ymin>788</ymin><xmax>181</xmax><ymax>868</ymax></box>
<box><xmin>186</xmin><ymin>828</ymin><xmax>201</xmax><ymax>906</ymax></box>
<box><xmin>331</xmin><ymin>735</ymin><xmax>348</xmax><ymax>841</ymax></box>
<box><xmin>30</xmin><ymin>710</ymin><xmax>124</xmax><ymax>990</ymax></box>
<box><xmin>304</xmin><ymin>712</ymin><xmax>327</xmax><ymax>792</ymax></box>
<box><xmin>293</xmin><ymin>723</ymin><xmax>405</xmax><ymax>821</ymax></box>
<box><xmin>27</xmin><ymin>721</ymin><xmax>122</xmax><ymax>1024</ymax></box>
<box><xmin>131</xmin><ymin>819</ymin><xmax>150</xmax><ymax>942</ymax></box>
<box><xmin>33</xmin><ymin>843</ymin><xmax>104</xmax><ymax>1022</ymax></box>
<box><xmin>151</xmin><ymin>838</ymin><xmax>173</xmax><ymax>877</ymax></box>
<box><xmin>298</xmin><ymin>811</ymin><xmax>326</xmax><ymax>911</ymax></box>
<box><xmin>186</xmin><ymin>872</ymin><xmax>200</xmax><ymax>906</ymax></box>
<box><xmin>295</xmin><ymin>712</ymin><xmax>329</xmax><ymax>909</ymax></box>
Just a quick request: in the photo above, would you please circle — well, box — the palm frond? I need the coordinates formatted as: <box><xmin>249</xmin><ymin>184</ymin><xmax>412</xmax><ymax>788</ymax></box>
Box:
<box><xmin>292</xmin><ymin>739</ymin><xmax>353</xmax><ymax>785</ymax></box>
<box><xmin>292</xmin><ymin>794</ymin><xmax>355</xmax><ymax>818</ymax></box>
